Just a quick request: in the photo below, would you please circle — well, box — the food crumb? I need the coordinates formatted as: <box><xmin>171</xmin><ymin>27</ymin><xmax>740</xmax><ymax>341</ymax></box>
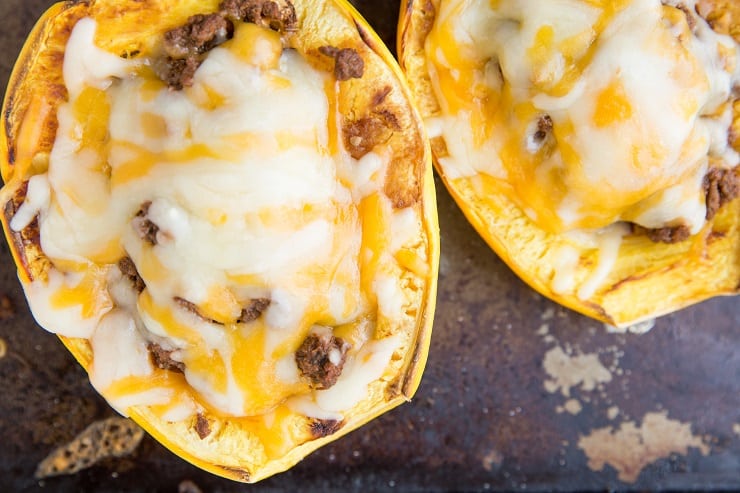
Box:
<box><xmin>0</xmin><ymin>294</ymin><xmax>15</xmax><ymax>319</ymax></box>
<box><xmin>481</xmin><ymin>449</ymin><xmax>503</xmax><ymax>471</ymax></box>
<box><xmin>178</xmin><ymin>479</ymin><xmax>203</xmax><ymax>493</ymax></box>
<box><xmin>604</xmin><ymin>319</ymin><xmax>655</xmax><ymax>334</ymax></box>
<box><xmin>0</xmin><ymin>338</ymin><xmax>6</xmax><ymax>359</ymax></box>
<box><xmin>35</xmin><ymin>417</ymin><xmax>145</xmax><ymax>479</ymax></box>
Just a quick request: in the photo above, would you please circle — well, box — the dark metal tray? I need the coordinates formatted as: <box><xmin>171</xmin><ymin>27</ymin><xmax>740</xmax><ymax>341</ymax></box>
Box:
<box><xmin>0</xmin><ymin>1</ymin><xmax>738</xmax><ymax>491</ymax></box>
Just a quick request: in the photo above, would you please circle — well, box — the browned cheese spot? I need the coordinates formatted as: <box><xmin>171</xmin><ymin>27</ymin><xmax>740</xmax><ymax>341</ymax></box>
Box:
<box><xmin>309</xmin><ymin>418</ymin><xmax>343</xmax><ymax>439</ymax></box>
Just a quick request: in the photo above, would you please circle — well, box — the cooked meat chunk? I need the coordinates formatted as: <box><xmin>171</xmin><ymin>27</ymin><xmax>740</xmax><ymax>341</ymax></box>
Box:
<box><xmin>159</xmin><ymin>14</ymin><xmax>233</xmax><ymax>90</ymax></box>
<box><xmin>220</xmin><ymin>0</ymin><xmax>297</xmax><ymax>32</ymax></box>
<box><xmin>639</xmin><ymin>167</ymin><xmax>738</xmax><ymax>244</ymax></box>
<box><xmin>535</xmin><ymin>114</ymin><xmax>553</xmax><ymax>141</ymax></box>
<box><xmin>645</xmin><ymin>224</ymin><xmax>692</xmax><ymax>244</ymax></box>
<box><xmin>237</xmin><ymin>298</ymin><xmax>271</xmax><ymax>323</ymax></box>
<box><xmin>164</xmin><ymin>14</ymin><xmax>233</xmax><ymax>58</ymax></box>
<box><xmin>174</xmin><ymin>297</ymin><xmax>222</xmax><ymax>325</ymax></box>
<box><xmin>704</xmin><ymin>167</ymin><xmax>739</xmax><ymax>220</ymax></box>
<box><xmin>194</xmin><ymin>414</ymin><xmax>211</xmax><ymax>440</ymax></box>
<box><xmin>295</xmin><ymin>332</ymin><xmax>350</xmax><ymax>390</ymax></box>
<box><xmin>148</xmin><ymin>343</ymin><xmax>185</xmax><ymax>373</ymax></box>
<box><xmin>159</xmin><ymin>56</ymin><xmax>201</xmax><ymax>90</ymax></box>
<box><xmin>117</xmin><ymin>256</ymin><xmax>145</xmax><ymax>293</ymax></box>
<box><xmin>133</xmin><ymin>202</ymin><xmax>159</xmax><ymax>245</ymax></box>
<box><xmin>319</xmin><ymin>46</ymin><xmax>365</xmax><ymax>81</ymax></box>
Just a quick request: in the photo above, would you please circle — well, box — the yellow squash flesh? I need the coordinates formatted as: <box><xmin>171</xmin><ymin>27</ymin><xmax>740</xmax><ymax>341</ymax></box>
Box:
<box><xmin>1</xmin><ymin>0</ymin><xmax>438</xmax><ymax>482</ymax></box>
<box><xmin>398</xmin><ymin>0</ymin><xmax>739</xmax><ymax>328</ymax></box>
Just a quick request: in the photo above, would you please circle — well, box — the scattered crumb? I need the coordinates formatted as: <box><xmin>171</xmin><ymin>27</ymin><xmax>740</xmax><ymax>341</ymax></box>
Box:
<box><xmin>481</xmin><ymin>449</ymin><xmax>503</xmax><ymax>471</ymax></box>
<box><xmin>178</xmin><ymin>480</ymin><xmax>204</xmax><ymax>493</ymax></box>
<box><xmin>543</xmin><ymin>346</ymin><xmax>612</xmax><ymax>396</ymax></box>
<box><xmin>733</xmin><ymin>424</ymin><xmax>740</xmax><ymax>436</ymax></box>
<box><xmin>536</xmin><ymin>324</ymin><xmax>549</xmax><ymax>336</ymax></box>
<box><xmin>0</xmin><ymin>295</ymin><xmax>15</xmax><ymax>320</ymax></box>
<box><xmin>35</xmin><ymin>417</ymin><xmax>145</xmax><ymax>479</ymax></box>
<box><xmin>541</xmin><ymin>307</ymin><xmax>554</xmax><ymax>321</ymax></box>
<box><xmin>604</xmin><ymin>319</ymin><xmax>656</xmax><ymax>334</ymax></box>
<box><xmin>563</xmin><ymin>399</ymin><xmax>582</xmax><ymax>415</ymax></box>
<box><xmin>578</xmin><ymin>411</ymin><xmax>710</xmax><ymax>483</ymax></box>
<box><xmin>607</xmin><ymin>406</ymin><xmax>620</xmax><ymax>420</ymax></box>
<box><xmin>0</xmin><ymin>338</ymin><xmax>6</xmax><ymax>359</ymax></box>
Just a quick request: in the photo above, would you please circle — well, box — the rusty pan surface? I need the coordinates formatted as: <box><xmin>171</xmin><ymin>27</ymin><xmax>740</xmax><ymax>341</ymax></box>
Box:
<box><xmin>0</xmin><ymin>0</ymin><xmax>738</xmax><ymax>491</ymax></box>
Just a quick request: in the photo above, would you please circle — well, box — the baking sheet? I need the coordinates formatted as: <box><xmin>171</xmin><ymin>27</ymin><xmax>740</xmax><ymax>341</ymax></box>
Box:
<box><xmin>0</xmin><ymin>0</ymin><xmax>738</xmax><ymax>491</ymax></box>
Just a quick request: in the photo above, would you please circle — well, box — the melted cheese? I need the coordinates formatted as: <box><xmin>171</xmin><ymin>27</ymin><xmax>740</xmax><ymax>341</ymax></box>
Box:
<box><xmin>10</xmin><ymin>18</ymin><xmax>418</xmax><ymax>421</ymax></box>
<box><xmin>426</xmin><ymin>0</ymin><xmax>740</xmax><ymax>234</ymax></box>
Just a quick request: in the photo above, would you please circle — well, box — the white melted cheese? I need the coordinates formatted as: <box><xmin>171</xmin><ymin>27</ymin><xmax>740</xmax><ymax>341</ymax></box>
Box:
<box><xmin>90</xmin><ymin>309</ymin><xmax>153</xmax><ymax>392</ymax></box>
<box><xmin>427</xmin><ymin>0</ymin><xmax>740</xmax><ymax>233</ymax></box>
<box><xmin>12</xmin><ymin>18</ymin><xmax>414</xmax><ymax>420</ymax></box>
<box><xmin>62</xmin><ymin>18</ymin><xmax>134</xmax><ymax>99</ymax></box>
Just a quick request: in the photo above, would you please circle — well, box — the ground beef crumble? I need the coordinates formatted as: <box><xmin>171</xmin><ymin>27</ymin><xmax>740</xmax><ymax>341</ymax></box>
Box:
<box><xmin>164</xmin><ymin>14</ymin><xmax>233</xmax><ymax>58</ymax></box>
<box><xmin>148</xmin><ymin>343</ymin><xmax>185</xmax><ymax>373</ymax></box>
<box><xmin>132</xmin><ymin>202</ymin><xmax>159</xmax><ymax>245</ymax></box>
<box><xmin>194</xmin><ymin>414</ymin><xmax>211</xmax><ymax>440</ymax></box>
<box><xmin>237</xmin><ymin>298</ymin><xmax>271</xmax><ymax>323</ymax></box>
<box><xmin>220</xmin><ymin>0</ymin><xmax>297</xmax><ymax>32</ymax></box>
<box><xmin>704</xmin><ymin>167</ymin><xmax>739</xmax><ymax>220</ymax></box>
<box><xmin>295</xmin><ymin>332</ymin><xmax>350</xmax><ymax>390</ymax></box>
<box><xmin>158</xmin><ymin>1</ymin><xmax>297</xmax><ymax>89</ymax></box>
<box><xmin>117</xmin><ymin>256</ymin><xmax>145</xmax><ymax>293</ymax></box>
<box><xmin>319</xmin><ymin>46</ymin><xmax>365</xmax><ymax>81</ymax></box>
<box><xmin>638</xmin><ymin>167</ymin><xmax>738</xmax><ymax>244</ymax></box>
<box><xmin>159</xmin><ymin>55</ymin><xmax>201</xmax><ymax>90</ymax></box>
<box><xmin>643</xmin><ymin>224</ymin><xmax>692</xmax><ymax>244</ymax></box>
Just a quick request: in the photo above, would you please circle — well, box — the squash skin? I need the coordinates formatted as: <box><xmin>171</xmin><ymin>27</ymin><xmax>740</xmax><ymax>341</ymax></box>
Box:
<box><xmin>398</xmin><ymin>0</ymin><xmax>739</xmax><ymax>328</ymax></box>
<box><xmin>1</xmin><ymin>0</ymin><xmax>439</xmax><ymax>483</ymax></box>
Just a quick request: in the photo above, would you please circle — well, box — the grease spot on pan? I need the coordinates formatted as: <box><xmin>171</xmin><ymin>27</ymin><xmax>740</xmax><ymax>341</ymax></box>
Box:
<box><xmin>578</xmin><ymin>411</ymin><xmax>710</xmax><ymax>483</ymax></box>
